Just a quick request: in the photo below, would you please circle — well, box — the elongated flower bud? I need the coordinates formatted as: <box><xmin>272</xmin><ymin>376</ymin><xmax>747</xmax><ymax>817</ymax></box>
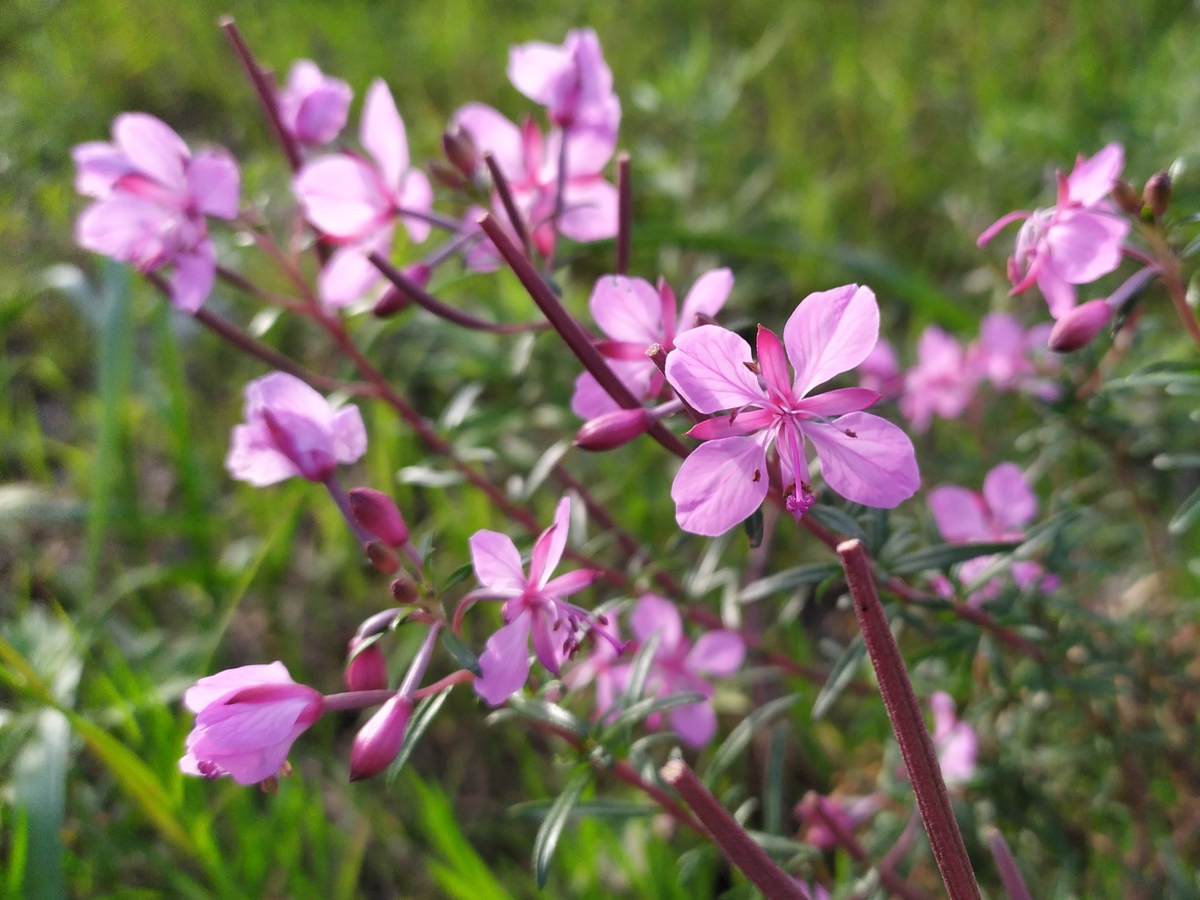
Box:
<box><xmin>442</xmin><ymin>125</ymin><xmax>479</xmax><ymax>178</ymax></box>
<box><xmin>575</xmin><ymin>407</ymin><xmax>654</xmax><ymax>451</ymax></box>
<box><xmin>1048</xmin><ymin>300</ymin><xmax>1113</xmax><ymax>353</ymax></box>
<box><xmin>390</xmin><ymin>573</ymin><xmax>420</xmax><ymax>605</ymax></box>
<box><xmin>345</xmin><ymin>637</ymin><xmax>389</xmax><ymax>692</ymax></box>
<box><xmin>348</xmin><ymin>488</ymin><xmax>410</xmax><ymax>547</ymax></box>
<box><xmin>1111</xmin><ymin>179</ymin><xmax>1142</xmax><ymax>215</ymax></box>
<box><xmin>1143</xmin><ymin>172</ymin><xmax>1172</xmax><ymax>219</ymax></box>
<box><xmin>349</xmin><ymin>694</ymin><xmax>413</xmax><ymax>781</ymax></box>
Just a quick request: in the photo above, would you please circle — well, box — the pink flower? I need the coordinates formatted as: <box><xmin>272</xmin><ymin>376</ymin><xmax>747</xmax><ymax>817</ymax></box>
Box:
<box><xmin>226</xmin><ymin>372</ymin><xmax>367</xmax><ymax>486</ymax></box>
<box><xmin>293</xmin><ymin>80</ymin><xmax>433</xmax><ymax>306</ymax></box>
<box><xmin>453</xmin><ymin>104</ymin><xmax>617</xmax><ymax>269</ymax></box>
<box><xmin>562</xmin><ymin>620</ymin><xmax>626</xmax><ymax>718</ymax></box>
<box><xmin>349</xmin><ymin>694</ymin><xmax>413</xmax><ymax>782</ymax></box>
<box><xmin>277</xmin><ymin>60</ymin><xmax>352</xmax><ymax>147</ymax></box>
<box><xmin>180</xmin><ymin>662</ymin><xmax>323</xmax><ymax>786</ymax></box>
<box><xmin>899</xmin><ymin>326</ymin><xmax>977</xmax><ymax>432</ymax></box>
<box><xmin>930</xmin><ymin>692</ymin><xmax>978</xmax><ymax>787</ymax></box>
<box><xmin>469</xmin><ymin>497</ymin><xmax>606</xmax><ymax>705</ymax></box>
<box><xmin>928</xmin><ymin>462</ymin><xmax>1056</xmax><ymax>605</ymax></box>
<box><xmin>507</xmin><ymin>29</ymin><xmax>621</xmax><ymax>157</ymax></box>
<box><xmin>978</xmin><ymin>143</ymin><xmax>1130</xmax><ymax>318</ymax></box>
<box><xmin>665</xmin><ymin>285</ymin><xmax>920</xmax><ymax>536</ymax></box>
<box><xmin>1047</xmin><ymin>264</ymin><xmax>1159</xmax><ymax>353</ymax></box>
<box><xmin>571</xmin><ymin>269</ymin><xmax>733</xmax><ymax>419</ymax></box>
<box><xmin>966</xmin><ymin>312</ymin><xmax>1061</xmax><ymax>400</ymax></box>
<box><xmin>74</xmin><ymin>113</ymin><xmax>239</xmax><ymax>312</ymax></box>
<box><xmin>617</xmin><ymin>595</ymin><xmax>744</xmax><ymax>748</ymax></box>
<box><xmin>856</xmin><ymin>338</ymin><xmax>903</xmax><ymax>400</ymax></box>
<box><xmin>796</xmin><ymin>793</ymin><xmax>882</xmax><ymax>851</ymax></box>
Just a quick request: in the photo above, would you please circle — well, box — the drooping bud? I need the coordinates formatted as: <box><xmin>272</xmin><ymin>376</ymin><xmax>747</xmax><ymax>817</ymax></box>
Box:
<box><xmin>345</xmin><ymin>636</ymin><xmax>389</xmax><ymax>692</ymax></box>
<box><xmin>365</xmin><ymin>540</ymin><xmax>401</xmax><ymax>574</ymax></box>
<box><xmin>1143</xmin><ymin>172</ymin><xmax>1172</xmax><ymax>219</ymax></box>
<box><xmin>442</xmin><ymin>125</ymin><xmax>480</xmax><ymax>178</ymax></box>
<box><xmin>428</xmin><ymin>160</ymin><xmax>467</xmax><ymax>191</ymax></box>
<box><xmin>349</xmin><ymin>694</ymin><xmax>413</xmax><ymax>781</ymax></box>
<box><xmin>1047</xmin><ymin>299</ymin><xmax>1112</xmax><ymax>353</ymax></box>
<box><xmin>1111</xmin><ymin>179</ymin><xmax>1143</xmax><ymax>216</ymax></box>
<box><xmin>390</xmin><ymin>573</ymin><xmax>420</xmax><ymax>605</ymax></box>
<box><xmin>348</xmin><ymin>487</ymin><xmax>410</xmax><ymax>547</ymax></box>
<box><xmin>575</xmin><ymin>407</ymin><xmax>654</xmax><ymax>451</ymax></box>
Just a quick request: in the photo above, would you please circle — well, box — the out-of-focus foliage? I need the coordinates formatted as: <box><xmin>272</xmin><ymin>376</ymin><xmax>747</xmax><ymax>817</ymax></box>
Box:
<box><xmin>3</xmin><ymin>1</ymin><xmax>1200</xmax><ymax>898</ymax></box>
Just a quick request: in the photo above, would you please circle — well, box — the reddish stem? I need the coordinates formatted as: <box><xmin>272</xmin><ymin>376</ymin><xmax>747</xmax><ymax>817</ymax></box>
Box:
<box><xmin>483</xmin><ymin>152</ymin><xmax>535</xmax><ymax>262</ymax></box>
<box><xmin>986</xmin><ymin>829</ymin><xmax>1033</xmax><ymax>900</ymax></box>
<box><xmin>838</xmin><ymin>539</ymin><xmax>981</xmax><ymax>900</ymax></box>
<box><xmin>218</xmin><ymin>17</ymin><xmax>302</xmax><ymax>173</ymax></box>
<box><xmin>616</xmin><ymin>153</ymin><xmax>632</xmax><ymax>275</ymax></box>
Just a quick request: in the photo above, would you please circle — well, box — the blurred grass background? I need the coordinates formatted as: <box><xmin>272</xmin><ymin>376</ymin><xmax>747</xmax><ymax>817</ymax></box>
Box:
<box><xmin>3</xmin><ymin>0</ymin><xmax>1200</xmax><ymax>897</ymax></box>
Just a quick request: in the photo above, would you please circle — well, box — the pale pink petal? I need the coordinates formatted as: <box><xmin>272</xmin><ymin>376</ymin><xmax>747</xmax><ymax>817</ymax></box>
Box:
<box><xmin>589</xmin><ymin>275</ymin><xmax>662</xmax><ymax>344</ymax></box>
<box><xmin>184</xmin><ymin>661</ymin><xmax>294</xmax><ymax>712</ymax></box>
<box><xmin>469</xmin><ymin>530</ymin><xmax>528</xmax><ymax>593</ymax></box>
<box><xmin>194</xmin><ymin>692</ymin><xmax>318</xmax><ymax>748</ymax></box>
<box><xmin>630</xmin><ymin>594</ymin><xmax>683</xmax><ymax>648</ymax></box>
<box><xmin>928</xmin><ymin>486</ymin><xmax>989</xmax><ymax>543</ymax></box>
<box><xmin>678</xmin><ymin>268</ymin><xmax>733</xmax><ymax>332</ymax></box>
<box><xmin>361</xmin><ymin>79</ymin><xmax>408</xmax><ymax>190</ymax></box>
<box><xmin>668</xmin><ymin>700</ymin><xmax>717</xmax><ymax>749</ymax></box>
<box><xmin>1045</xmin><ymin>209</ymin><xmax>1128</xmax><ymax>283</ymax></box>
<box><xmin>113</xmin><ymin>113</ymin><xmax>189</xmax><ymax>193</ymax></box>
<box><xmin>475</xmin><ymin>614</ymin><xmax>533</xmax><ymax>705</ymax></box>
<box><xmin>73</xmin><ymin>141</ymin><xmax>132</xmax><ymax>197</ymax></box>
<box><xmin>531</xmin><ymin>608</ymin><xmax>565</xmax><ymax>674</ymax></box>
<box><xmin>531</xmin><ymin>496</ymin><xmax>571</xmax><ymax>588</ymax></box>
<box><xmin>331</xmin><ymin>405</ymin><xmax>367</xmax><ymax>465</ymax></box>
<box><xmin>562</xmin><ymin>124</ymin><xmax>617</xmax><ymax>175</ymax></box>
<box><xmin>507</xmin><ymin>42</ymin><xmax>573</xmax><ymax>107</ymax></box>
<box><xmin>397</xmin><ymin>170</ymin><xmax>433</xmax><ymax>243</ymax></box>
<box><xmin>541</xmin><ymin>569</ymin><xmax>600</xmax><ymax>598</ymax></box>
<box><xmin>685</xmin><ymin>631</ymin><xmax>744</xmax><ymax>677</ymax></box>
<box><xmin>76</xmin><ymin>195</ymin><xmax>175</xmax><ymax>268</ymax></box>
<box><xmin>453</xmin><ymin>103</ymin><xmax>524</xmax><ymax>180</ymax></box>
<box><xmin>225</xmin><ymin>423</ymin><xmax>300</xmax><ymax>486</ymax></box>
<box><xmin>318</xmin><ymin>242</ymin><xmax>382</xmax><ymax>308</ymax></box>
<box><xmin>1035</xmin><ymin>263</ymin><xmax>1077</xmax><ymax>318</ymax></box>
<box><xmin>169</xmin><ymin>240</ymin><xmax>216</xmax><ymax>313</ymax></box>
<box><xmin>671</xmin><ymin>436</ymin><xmax>770</xmax><ymax>536</ymax></box>
<box><xmin>666</xmin><ymin>325</ymin><xmax>765</xmax><ymax>414</ymax></box>
<box><xmin>248</xmin><ymin>371</ymin><xmax>333</xmax><ymax>425</ymax></box>
<box><xmin>1066</xmin><ymin>143</ymin><xmax>1123</xmax><ymax>207</ymax></box>
<box><xmin>294</xmin><ymin>155</ymin><xmax>388</xmax><ymax>239</ymax></box>
<box><xmin>685</xmin><ymin>408</ymin><xmax>775</xmax><ymax>441</ymax></box>
<box><xmin>982</xmin><ymin>462</ymin><xmax>1036</xmax><ymax>530</ymax></box>
<box><xmin>188</xmin><ymin>150</ymin><xmax>240</xmax><ymax>219</ymax></box>
<box><xmin>756</xmin><ymin>325</ymin><xmax>792</xmax><ymax>400</ymax></box>
<box><xmin>803</xmin><ymin>412</ymin><xmax>919</xmax><ymax>508</ymax></box>
<box><xmin>938</xmin><ymin>722</ymin><xmax>978</xmax><ymax>786</ymax></box>
<box><xmin>281</xmin><ymin>61</ymin><xmax>352</xmax><ymax>146</ymax></box>
<box><xmin>199</xmin><ymin>738</ymin><xmax>294</xmax><ymax>786</ymax></box>
<box><xmin>559</xmin><ymin>177</ymin><xmax>618</xmax><ymax>242</ymax></box>
<box><xmin>797</xmin><ymin>387</ymin><xmax>879</xmax><ymax>418</ymax></box>
<box><xmin>571</xmin><ymin>370</ymin><xmax>621</xmax><ymax>419</ymax></box>
<box><xmin>785</xmin><ymin>285</ymin><xmax>880</xmax><ymax>396</ymax></box>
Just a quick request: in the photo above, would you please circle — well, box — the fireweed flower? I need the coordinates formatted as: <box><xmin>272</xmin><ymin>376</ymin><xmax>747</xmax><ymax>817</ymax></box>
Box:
<box><xmin>665</xmin><ymin>285</ymin><xmax>920</xmax><ymax>537</ymax></box>
<box><xmin>74</xmin><ymin>113</ymin><xmax>239</xmax><ymax>312</ymax></box>
<box><xmin>930</xmin><ymin>691</ymin><xmax>978</xmax><ymax>787</ymax></box>
<box><xmin>928</xmin><ymin>462</ymin><xmax>1057</xmax><ymax>606</ymax></box>
<box><xmin>277</xmin><ymin>60</ymin><xmax>352</xmax><ymax>147</ymax></box>
<box><xmin>571</xmin><ymin>269</ymin><xmax>734</xmax><ymax>419</ymax></box>
<box><xmin>966</xmin><ymin>312</ymin><xmax>1060</xmax><ymax>400</ymax></box>
<box><xmin>226</xmin><ymin>372</ymin><xmax>367</xmax><ymax>486</ymax></box>
<box><xmin>180</xmin><ymin>662</ymin><xmax>323</xmax><ymax>786</ymax></box>
<box><xmin>796</xmin><ymin>793</ymin><xmax>883</xmax><ymax>851</ymax></box>
<box><xmin>469</xmin><ymin>496</ymin><xmax>608</xmax><ymax>705</ymax></box>
<box><xmin>562</xmin><ymin>619</ymin><xmax>625</xmax><ymax>718</ymax></box>
<box><xmin>618</xmin><ymin>594</ymin><xmax>744</xmax><ymax>749</ymax></box>
<box><xmin>293</xmin><ymin>79</ymin><xmax>433</xmax><ymax>306</ymax></box>
<box><xmin>899</xmin><ymin>326</ymin><xmax>978</xmax><ymax>432</ymax></box>
<box><xmin>978</xmin><ymin>143</ymin><xmax>1130</xmax><ymax>318</ymax></box>
<box><xmin>855</xmin><ymin>338</ymin><xmax>904</xmax><ymax>400</ymax></box>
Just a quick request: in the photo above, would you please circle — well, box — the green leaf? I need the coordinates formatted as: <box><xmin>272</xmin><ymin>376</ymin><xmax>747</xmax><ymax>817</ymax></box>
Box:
<box><xmin>887</xmin><ymin>541</ymin><xmax>1020</xmax><ymax>575</ymax></box>
<box><xmin>532</xmin><ymin>768</ymin><xmax>591</xmax><ymax>888</ymax></box>
<box><xmin>1153</xmin><ymin>453</ymin><xmax>1200</xmax><ymax>470</ymax></box>
<box><xmin>704</xmin><ymin>694</ymin><xmax>800</xmax><ymax>787</ymax></box>
<box><xmin>441</xmin><ymin>561</ymin><xmax>476</xmax><ymax>593</ymax></box>
<box><xmin>387</xmin><ymin>687</ymin><xmax>453</xmax><ymax>784</ymax></box>
<box><xmin>1169</xmin><ymin>486</ymin><xmax>1200</xmax><ymax>535</ymax></box>
<box><xmin>439</xmin><ymin>630</ymin><xmax>482</xmax><ymax>677</ymax></box>
<box><xmin>509</xmin><ymin>798</ymin><xmax>657</xmax><ymax>822</ymax></box>
<box><xmin>743</xmin><ymin>508</ymin><xmax>765</xmax><ymax>548</ymax></box>
<box><xmin>737</xmin><ymin>563</ymin><xmax>840</xmax><ymax>603</ymax></box>
<box><xmin>604</xmin><ymin>691</ymin><xmax>708</xmax><ymax>733</ymax></box>
<box><xmin>812</xmin><ymin>635</ymin><xmax>866</xmax><ymax>720</ymax></box>
<box><xmin>521</xmin><ymin>440</ymin><xmax>570</xmax><ymax>501</ymax></box>
<box><xmin>763</xmin><ymin>722</ymin><xmax>789</xmax><ymax>835</ymax></box>
<box><xmin>502</xmin><ymin>695</ymin><xmax>591</xmax><ymax>740</ymax></box>
<box><xmin>809</xmin><ymin>504</ymin><xmax>867</xmax><ymax>543</ymax></box>
<box><xmin>620</xmin><ymin>632</ymin><xmax>661</xmax><ymax>705</ymax></box>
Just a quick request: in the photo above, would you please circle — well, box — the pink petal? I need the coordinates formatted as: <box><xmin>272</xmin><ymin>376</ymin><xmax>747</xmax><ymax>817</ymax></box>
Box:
<box><xmin>756</xmin><ymin>325</ymin><xmax>792</xmax><ymax>401</ymax></box>
<box><xmin>542</xmin><ymin>568</ymin><xmax>601</xmax><ymax>598</ymax></box>
<box><xmin>507</xmin><ymin>41</ymin><xmax>573</xmax><ymax>108</ymax></box>
<box><xmin>1066</xmin><ymin>143</ymin><xmax>1123</xmax><ymax>207</ymax></box>
<box><xmin>630</xmin><ymin>594</ymin><xmax>683</xmax><ymax>648</ymax></box>
<box><xmin>188</xmin><ymin>150</ymin><xmax>240</xmax><ymax>219</ymax></box>
<box><xmin>113</xmin><ymin>113</ymin><xmax>189</xmax><ymax>193</ymax></box>
<box><xmin>668</xmin><ymin>700</ymin><xmax>717</xmax><ymax>749</ymax></box>
<box><xmin>169</xmin><ymin>240</ymin><xmax>216</xmax><ymax>313</ymax></box>
<box><xmin>785</xmin><ymin>285</ymin><xmax>879</xmax><ymax>397</ymax></box>
<box><xmin>76</xmin><ymin>194</ymin><xmax>175</xmax><ymax>268</ymax></box>
<box><xmin>685</xmin><ymin>631</ymin><xmax>744</xmax><ymax>677</ymax></box>
<box><xmin>318</xmin><ymin>241</ymin><xmax>383</xmax><ymax>308</ymax></box>
<box><xmin>558</xmin><ymin>176</ymin><xmax>619</xmax><ymax>242</ymax></box>
<box><xmin>562</xmin><ymin>123</ymin><xmax>618</xmax><ymax>175</ymax></box>
<box><xmin>453</xmin><ymin>103</ymin><xmax>524</xmax><ymax>181</ymax></box>
<box><xmin>202</xmin><ymin>738</ymin><xmax>295</xmax><ymax>786</ymax></box>
<box><xmin>531</xmin><ymin>496</ymin><xmax>571</xmax><ymax>588</ymax></box>
<box><xmin>397</xmin><ymin>170</ymin><xmax>433</xmax><ymax>243</ymax></box>
<box><xmin>678</xmin><ymin>268</ymin><xmax>733</xmax><ymax>332</ymax></box>
<box><xmin>803</xmin><ymin>412</ymin><xmax>919</xmax><ymax>509</ymax></box>
<box><xmin>331</xmin><ymin>405</ymin><xmax>367</xmax><ymax>465</ymax></box>
<box><xmin>798</xmin><ymin>387</ymin><xmax>880</xmax><ymax>418</ymax></box>
<box><xmin>982</xmin><ymin>462</ymin><xmax>1036</xmax><ymax>530</ymax></box>
<box><xmin>1035</xmin><ymin>263</ymin><xmax>1077</xmax><ymax>318</ymax></box>
<box><xmin>685</xmin><ymin>407</ymin><xmax>775</xmax><ymax>441</ymax></box>
<box><xmin>928</xmin><ymin>486</ymin><xmax>989</xmax><ymax>543</ymax></box>
<box><xmin>589</xmin><ymin>275</ymin><xmax>662</xmax><ymax>344</ymax></box>
<box><xmin>184</xmin><ymin>662</ymin><xmax>294</xmax><ymax>712</ymax></box>
<box><xmin>1045</xmin><ymin>209</ymin><xmax>1128</xmax><ymax>283</ymax></box>
<box><xmin>475</xmin><ymin>614</ymin><xmax>533</xmax><ymax>705</ymax></box>
<box><xmin>225</xmin><ymin>423</ymin><xmax>301</xmax><ymax>486</ymax></box>
<box><xmin>531</xmin><ymin>608</ymin><xmax>565</xmax><ymax>674</ymax></box>
<box><xmin>666</xmin><ymin>325</ymin><xmax>765</xmax><ymax>414</ymax></box>
<box><xmin>469</xmin><ymin>530</ymin><xmax>528</xmax><ymax>593</ymax></box>
<box><xmin>361</xmin><ymin>79</ymin><xmax>408</xmax><ymax>190</ymax></box>
<box><xmin>671</xmin><ymin>436</ymin><xmax>770</xmax><ymax>536</ymax></box>
<box><xmin>73</xmin><ymin>141</ymin><xmax>132</xmax><ymax>197</ymax></box>
<box><xmin>571</xmin><ymin>370</ymin><xmax>620</xmax><ymax>419</ymax></box>
<box><xmin>294</xmin><ymin>155</ymin><xmax>388</xmax><ymax>240</ymax></box>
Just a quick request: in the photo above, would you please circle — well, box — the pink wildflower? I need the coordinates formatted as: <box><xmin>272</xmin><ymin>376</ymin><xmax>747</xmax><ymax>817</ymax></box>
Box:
<box><xmin>469</xmin><ymin>497</ymin><xmax>606</xmax><ymax>705</ymax></box>
<box><xmin>930</xmin><ymin>692</ymin><xmax>978</xmax><ymax>787</ymax></box>
<box><xmin>978</xmin><ymin>143</ymin><xmax>1130</xmax><ymax>318</ymax></box>
<box><xmin>899</xmin><ymin>326</ymin><xmax>977</xmax><ymax>432</ymax></box>
<box><xmin>618</xmin><ymin>595</ymin><xmax>744</xmax><ymax>748</ymax></box>
<box><xmin>74</xmin><ymin>113</ymin><xmax>239</xmax><ymax>312</ymax></box>
<box><xmin>562</xmin><ymin>620</ymin><xmax>626</xmax><ymax>718</ymax></box>
<box><xmin>665</xmin><ymin>285</ymin><xmax>920</xmax><ymax>536</ymax></box>
<box><xmin>966</xmin><ymin>312</ymin><xmax>1061</xmax><ymax>400</ymax></box>
<box><xmin>277</xmin><ymin>60</ymin><xmax>352</xmax><ymax>147</ymax></box>
<box><xmin>796</xmin><ymin>793</ymin><xmax>883</xmax><ymax>851</ymax></box>
<box><xmin>180</xmin><ymin>662</ymin><xmax>323</xmax><ymax>786</ymax></box>
<box><xmin>571</xmin><ymin>269</ymin><xmax>733</xmax><ymax>419</ymax></box>
<box><xmin>856</xmin><ymin>338</ymin><xmax>903</xmax><ymax>400</ymax></box>
<box><xmin>226</xmin><ymin>372</ymin><xmax>367</xmax><ymax>486</ymax></box>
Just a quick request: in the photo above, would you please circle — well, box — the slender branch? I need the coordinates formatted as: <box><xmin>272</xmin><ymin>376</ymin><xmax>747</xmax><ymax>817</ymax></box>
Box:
<box><xmin>483</xmin><ymin>152</ymin><xmax>535</xmax><ymax>261</ymax></box>
<box><xmin>660</xmin><ymin>759</ymin><xmax>807</xmax><ymax>900</ymax></box>
<box><xmin>616</xmin><ymin>153</ymin><xmax>632</xmax><ymax>275</ymax></box>
<box><xmin>986</xmin><ymin>829</ymin><xmax>1033</xmax><ymax>900</ymax></box>
<box><xmin>545</xmin><ymin>127</ymin><xmax>570</xmax><ymax>272</ymax></box>
<box><xmin>218</xmin><ymin>17</ymin><xmax>302</xmax><ymax>172</ymax></box>
<box><xmin>414</xmin><ymin>669</ymin><xmax>474</xmax><ymax>699</ymax></box>
<box><xmin>838</xmin><ymin>539</ymin><xmax>981</xmax><ymax>900</ymax></box>
<box><xmin>1139</xmin><ymin>226</ymin><xmax>1200</xmax><ymax>346</ymax></box>
<box><xmin>322</xmin><ymin>689</ymin><xmax>395</xmax><ymax>712</ymax></box>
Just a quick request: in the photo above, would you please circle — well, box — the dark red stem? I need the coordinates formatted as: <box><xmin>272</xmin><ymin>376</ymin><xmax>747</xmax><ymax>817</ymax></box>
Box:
<box><xmin>483</xmin><ymin>152</ymin><xmax>535</xmax><ymax>261</ymax></box>
<box><xmin>218</xmin><ymin>17</ymin><xmax>302</xmax><ymax>172</ymax></box>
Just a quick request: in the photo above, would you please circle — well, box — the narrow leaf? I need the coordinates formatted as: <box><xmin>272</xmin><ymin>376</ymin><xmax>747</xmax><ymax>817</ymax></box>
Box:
<box><xmin>503</xmin><ymin>694</ymin><xmax>591</xmax><ymax>740</ymax></box>
<box><xmin>439</xmin><ymin>631</ymin><xmax>483</xmax><ymax>677</ymax></box>
<box><xmin>387</xmin><ymin>687</ymin><xmax>453</xmax><ymax>784</ymax></box>
<box><xmin>704</xmin><ymin>694</ymin><xmax>800</xmax><ymax>787</ymax></box>
<box><xmin>1169</xmin><ymin>486</ymin><xmax>1200</xmax><ymax>535</ymax></box>
<box><xmin>812</xmin><ymin>635</ymin><xmax>865</xmax><ymax>720</ymax></box>
<box><xmin>532</xmin><ymin>768</ymin><xmax>591</xmax><ymax>888</ymax></box>
<box><xmin>738</xmin><ymin>563</ymin><xmax>840</xmax><ymax>603</ymax></box>
<box><xmin>604</xmin><ymin>691</ymin><xmax>707</xmax><ymax>733</ymax></box>
<box><xmin>888</xmin><ymin>541</ymin><xmax>1019</xmax><ymax>576</ymax></box>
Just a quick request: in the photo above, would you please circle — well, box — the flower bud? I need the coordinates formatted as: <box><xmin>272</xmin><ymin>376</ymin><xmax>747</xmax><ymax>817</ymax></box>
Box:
<box><xmin>442</xmin><ymin>125</ymin><xmax>480</xmax><ymax>178</ymax></box>
<box><xmin>1111</xmin><ymin>179</ymin><xmax>1142</xmax><ymax>216</ymax></box>
<box><xmin>348</xmin><ymin>487</ymin><xmax>409</xmax><ymax>547</ymax></box>
<box><xmin>1143</xmin><ymin>172</ymin><xmax>1172</xmax><ymax>219</ymax></box>
<box><xmin>355</xmin><ymin>609</ymin><xmax>403</xmax><ymax>640</ymax></box>
<box><xmin>428</xmin><ymin>160</ymin><xmax>467</xmax><ymax>191</ymax></box>
<box><xmin>373</xmin><ymin>287</ymin><xmax>412</xmax><ymax>318</ymax></box>
<box><xmin>1047</xmin><ymin>299</ymin><xmax>1112</xmax><ymax>353</ymax></box>
<box><xmin>349</xmin><ymin>694</ymin><xmax>413</xmax><ymax>781</ymax></box>
<box><xmin>345</xmin><ymin>637</ymin><xmax>389</xmax><ymax>692</ymax></box>
<box><xmin>390</xmin><ymin>573</ymin><xmax>420</xmax><ymax>605</ymax></box>
<box><xmin>575</xmin><ymin>407</ymin><xmax>655</xmax><ymax>451</ymax></box>
<box><xmin>365</xmin><ymin>540</ymin><xmax>401</xmax><ymax>574</ymax></box>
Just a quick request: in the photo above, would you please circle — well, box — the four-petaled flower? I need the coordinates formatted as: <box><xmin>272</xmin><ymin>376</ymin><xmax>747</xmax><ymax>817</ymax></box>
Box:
<box><xmin>978</xmin><ymin>143</ymin><xmax>1130</xmax><ymax>318</ymax></box>
<box><xmin>930</xmin><ymin>691</ymin><xmax>978</xmax><ymax>788</ymax></box>
<box><xmin>277</xmin><ymin>60</ymin><xmax>353</xmax><ymax>147</ymax></box>
<box><xmin>899</xmin><ymin>326</ymin><xmax>977</xmax><ymax>432</ymax></box>
<box><xmin>180</xmin><ymin>662</ymin><xmax>324</xmax><ymax>786</ymax></box>
<box><xmin>74</xmin><ymin>113</ymin><xmax>240</xmax><ymax>312</ymax></box>
<box><xmin>572</xmin><ymin>269</ymin><xmax>733</xmax><ymax>419</ymax></box>
<box><xmin>664</xmin><ymin>285</ymin><xmax>920</xmax><ymax>536</ymax></box>
<box><xmin>226</xmin><ymin>372</ymin><xmax>367</xmax><ymax>486</ymax></box>
<box><xmin>469</xmin><ymin>496</ymin><xmax>606</xmax><ymax>705</ymax></box>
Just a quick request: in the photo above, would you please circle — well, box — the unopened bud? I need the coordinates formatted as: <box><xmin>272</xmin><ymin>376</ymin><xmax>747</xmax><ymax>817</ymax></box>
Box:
<box><xmin>1047</xmin><ymin>299</ymin><xmax>1112</xmax><ymax>353</ymax></box>
<box><xmin>442</xmin><ymin>125</ymin><xmax>480</xmax><ymax>177</ymax></box>
<box><xmin>349</xmin><ymin>694</ymin><xmax>413</xmax><ymax>781</ymax></box>
<box><xmin>575</xmin><ymin>407</ymin><xmax>655</xmax><ymax>451</ymax></box>
<box><xmin>374</xmin><ymin>287</ymin><xmax>412</xmax><ymax>318</ymax></box>
<box><xmin>345</xmin><ymin>637</ymin><xmax>389</xmax><ymax>691</ymax></box>
<box><xmin>348</xmin><ymin>488</ymin><xmax>409</xmax><ymax>547</ymax></box>
<box><xmin>356</xmin><ymin>608</ymin><xmax>403</xmax><ymax>640</ymax></box>
<box><xmin>428</xmin><ymin>160</ymin><xmax>467</xmax><ymax>191</ymax></box>
<box><xmin>402</xmin><ymin>262</ymin><xmax>431</xmax><ymax>290</ymax></box>
<box><xmin>390</xmin><ymin>573</ymin><xmax>420</xmax><ymax>605</ymax></box>
<box><xmin>365</xmin><ymin>541</ymin><xmax>401</xmax><ymax>574</ymax></box>
<box><xmin>1111</xmin><ymin>180</ymin><xmax>1142</xmax><ymax>216</ymax></box>
<box><xmin>1143</xmin><ymin>172</ymin><xmax>1172</xmax><ymax>219</ymax></box>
